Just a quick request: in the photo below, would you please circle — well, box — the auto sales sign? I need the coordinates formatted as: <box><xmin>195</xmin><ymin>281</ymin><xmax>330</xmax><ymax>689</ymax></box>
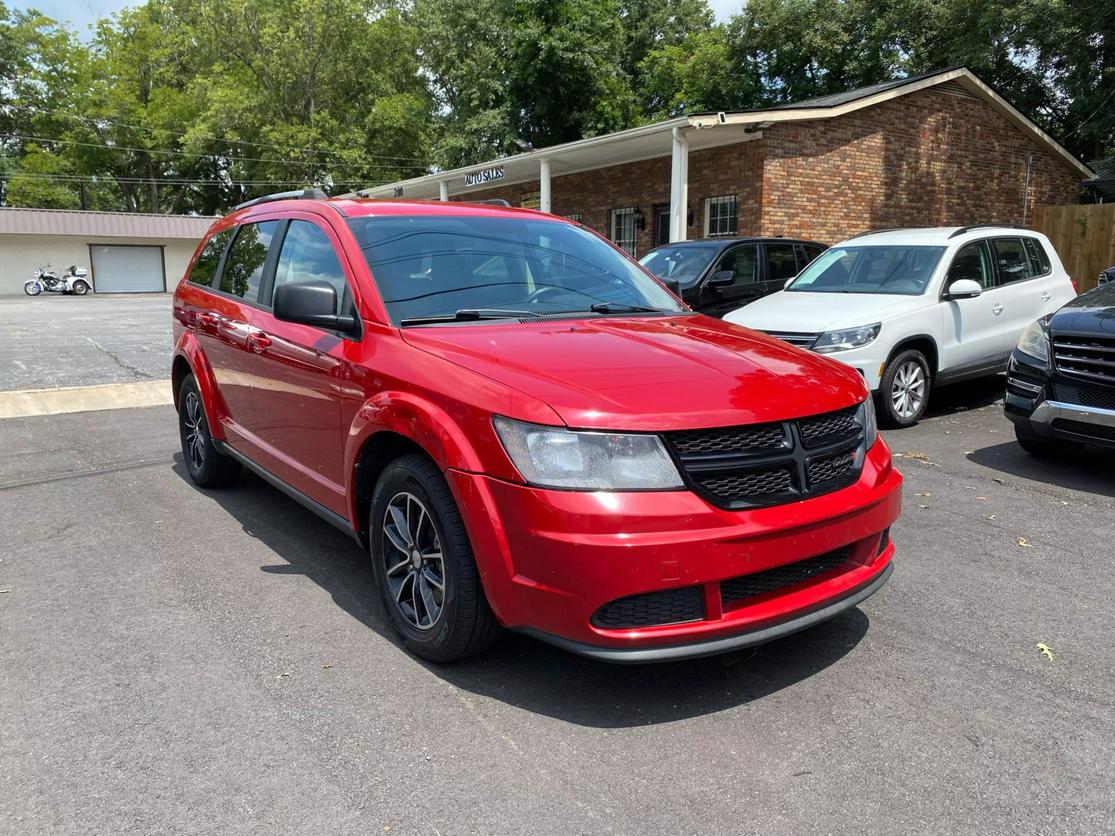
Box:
<box><xmin>464</xmin><ymin>166</ymin><xmax>505</xmax><ymax>187</ymax></box>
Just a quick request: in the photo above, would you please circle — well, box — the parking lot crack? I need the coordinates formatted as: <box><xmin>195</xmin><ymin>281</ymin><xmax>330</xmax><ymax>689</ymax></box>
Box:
<box><xmin>79</xmin><ymin>336</ymin><xmax>153</xmax><ymax>380</ymax></box>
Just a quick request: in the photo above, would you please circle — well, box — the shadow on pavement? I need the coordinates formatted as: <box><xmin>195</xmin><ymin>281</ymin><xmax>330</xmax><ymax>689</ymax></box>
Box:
<box><xmin>925</xmin><ymin>374</ymin><xmax>1005</xmax><ymax>419</ymax></box>
<box><xmin>967</xmin><ymin>441</ymin><xmax>1115</xmax><ymax>499</ymax></box>
<box><xmin>172</xmin><ymin>456</ymin><xmax>871</xmax><ymax>728</ymax></box>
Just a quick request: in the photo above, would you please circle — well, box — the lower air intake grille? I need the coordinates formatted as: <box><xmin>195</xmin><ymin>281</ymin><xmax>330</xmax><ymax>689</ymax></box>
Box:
<box><xmin>592</xmin><ymin>585</ymin><xmax>704</xmax><ymax>629</ymax></box>
<box><xmin>1051</xmin><ymin>418</ymin><xmax>1115</xmax><ymax>443</ymax></box>
<box><xmin>721</xmin><ymin>547</ymin><xmax>854</xmax><ymax>606</ymax></box>
<box><xmin>1053</xmin><ymin>382</ymin><xmax>1115</xmax><ymax>412</ymax></box>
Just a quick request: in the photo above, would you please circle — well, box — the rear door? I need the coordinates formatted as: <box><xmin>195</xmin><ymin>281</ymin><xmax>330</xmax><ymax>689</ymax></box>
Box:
<box><xmin>698</xmin><ymin>243</ymin><xmax>762</xmax><ymax>317</ymax></box>
<box><xmin>247</xmin><ymin>215</ymin><xmax>359</xmax><ymax>515</ymax></box>
<box><xmin>938</xmin><ymin>239</ymin><xmax>1005</xmax><ymax>373</ymax></box>
<box><xmin>990</xmin><ymin>236</ymin><xmax>1051</xmax><ymax>354</ymax></box>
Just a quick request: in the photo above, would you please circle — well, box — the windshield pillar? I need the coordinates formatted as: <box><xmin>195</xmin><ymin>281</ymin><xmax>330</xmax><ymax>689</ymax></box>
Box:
<box><xmin>670</xmin><ymin>127</ymin><xmax>689</xmax><ymax>243</ymax></box>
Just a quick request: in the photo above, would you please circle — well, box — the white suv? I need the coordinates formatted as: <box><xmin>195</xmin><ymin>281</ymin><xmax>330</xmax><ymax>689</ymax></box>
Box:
<box><xmin>724</xmin><ymin>226</ymin><xmax>1076</xmax><ymax>427</ymax></box>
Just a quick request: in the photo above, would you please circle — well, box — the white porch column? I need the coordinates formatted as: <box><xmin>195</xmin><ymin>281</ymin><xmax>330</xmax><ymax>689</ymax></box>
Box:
<box><xmin>669</xmin><ymin>126</ymin><xmax>689</xmax><ymax>242</ymax></box>
<box><xmin>438</xmin><ymin>181</ymin><xmax>449</xmax><ymax>202</ymax></box>
<box><xmin>539</xmin><ymin>158</ymin><xmax>552</xmax><ymax>213</ymax></box>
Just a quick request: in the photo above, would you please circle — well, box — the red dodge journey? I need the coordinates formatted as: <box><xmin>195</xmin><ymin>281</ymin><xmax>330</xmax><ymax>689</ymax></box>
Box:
<box><xmin>172</xmin><ymin>192</ymin><xmax>902</xmax><ymax>663</ymax></box>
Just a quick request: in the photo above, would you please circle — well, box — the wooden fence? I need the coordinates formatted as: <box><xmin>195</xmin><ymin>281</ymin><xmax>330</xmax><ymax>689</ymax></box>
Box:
<box><xmin>1031</xmin><ymin>203</ymin><xmax>1115</xmax><ymax>291</ymax></box>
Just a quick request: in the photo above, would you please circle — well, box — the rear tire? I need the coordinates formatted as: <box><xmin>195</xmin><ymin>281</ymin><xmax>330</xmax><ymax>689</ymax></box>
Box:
<box><xmin>877</xmin><ymin>349</ymin><xmax>931</xmax><ymax>428</ymax></box>
<box><xmin>72</xmin><ymin>280</ymin><xmax>90</xmax><ymax>295</ymax></box>
<box><xmin>1014</xmin><ymin>426</ymin><xmax>1083</xmax><ymax>458</ymax></box>
<box><xmin>370</xmin><ymin>454</ymin><xmax>500</xmax><ymax>662</ymax></box>
<box><xmin>178</xmin><ymin>376</ymin><xmax>240</xmax><ymax>488</ymax></box>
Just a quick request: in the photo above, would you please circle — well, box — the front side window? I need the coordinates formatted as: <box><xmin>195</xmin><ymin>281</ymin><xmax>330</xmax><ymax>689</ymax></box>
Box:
<box><xmin>765</xmin><ymin>242</ymin><xmax>799</xmax><ymax>282</ymax></box>
<box><xmin>946</xmin><ymin>241</ymin><xmax>993</xmax><ymax>289</ymax></box>
<box><xmin>610</xmin><ymin>207</ymin><xmax>637</xmax><ymax>256</ymax></box>
<box><xmin>639</xmin><ymin>245</ymin><xmax>720</xmax><ymax>288</ymax></box>
<box><xmin>220</xmin><ymin>221</ymin><xmax>278</xmax><ymax>301</ymax></box>
<box><xmin>787</xmin><ymin>245</ymin><xmax>945</xmax><ymax>295</ymax></box>
<box><xmin>347</xmin><ymin>215</ymin><xmax>685</xmax><ymax>324</ymax></box>
<box><xmin>704</xmin><ymin>195</ymin><xmax>737</xmax><ymax>237</ymax></box>
<box><xmin>189</xmin><ymin>229</ymin><xmax>232</xmax><ymax>288</ymax></box>
<box><xmin>992</xmin><ymin>238</ymin><xmax>1037</xmax><ymax>285</ymax></box>
<box><xmin>716</xmin><ymin>244</ymin><xmax>760</xmax><ymax>285</ymax></box>
<box><xmin>272</xmin><ymin>220</ymin><xmax>350</xmax><ymax>314</ymax></box>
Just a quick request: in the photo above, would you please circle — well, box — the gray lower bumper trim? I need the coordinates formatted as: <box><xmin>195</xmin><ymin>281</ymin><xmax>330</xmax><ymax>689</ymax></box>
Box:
<box><xmin>518</xmin><ymin>561</ymin><xmax>893</xmax><ymax>664</ymax></box>
<box><xmin>1029</xmin><ymin>400</ymin><xmax>1115</xmax><ymax>428</ymax></box>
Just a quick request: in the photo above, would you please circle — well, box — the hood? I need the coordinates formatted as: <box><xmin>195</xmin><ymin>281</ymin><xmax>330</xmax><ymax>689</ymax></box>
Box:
<box><xmin>401</xmin><ymin>315</ymin><xmax>867</xmax><ymax>431</ymax></box>
<box><xmin>1049</xmin><ymin>282</ymin><xmax>1115</xmax><ymax>338</ymax></box>
<box><xmin>724</xmin><ymin>290</ymin><xmax>927</xmax><ymax>332</ymax></box>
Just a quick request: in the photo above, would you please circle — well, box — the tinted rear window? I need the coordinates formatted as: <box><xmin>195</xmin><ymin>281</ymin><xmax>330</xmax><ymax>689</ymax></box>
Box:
<box><xmin>188</xmin><ymin>229</ymin><xmax>231</xmax><ymax>288</ymax></box>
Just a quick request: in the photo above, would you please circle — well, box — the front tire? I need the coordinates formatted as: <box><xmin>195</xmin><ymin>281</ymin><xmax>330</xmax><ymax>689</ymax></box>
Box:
<box><xmin>24</xmin><ymin>281</ymin><xmax>42</xmax><ymax>296</ymax></box>
<box><xmin>178</xmin><ymin>376</ymin><xmax>240</xmax><ymax>488</ymax></box>
<box><xmin>370</xmin><ymin>454</ymin><xmax>500</xmax><ymax>662</ymax></box>
<box><xmin>877</xmin><ymin>349</ymin><xmax>931</xmax><ymax>428</ymax></box>
<box><xmin>72</xmin><ymin>280</ymin><xmax>90</xmax><ymax>295</ymax></box>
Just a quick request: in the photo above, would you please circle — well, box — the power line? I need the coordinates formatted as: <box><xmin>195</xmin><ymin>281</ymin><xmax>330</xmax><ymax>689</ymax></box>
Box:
<box><xmin>0</xmin><ymin>132</ymin><xmax>430</xmax><ymax>173</ymax></box>
<box><xmin>0</xmin><ymin>171</ymin><xmax>394</xmax><ymax>187</ymax></box>
<box><xmin>0</xmin><ymin>99</ymin><xmax>432</xmax><ymax>164</ymax></box>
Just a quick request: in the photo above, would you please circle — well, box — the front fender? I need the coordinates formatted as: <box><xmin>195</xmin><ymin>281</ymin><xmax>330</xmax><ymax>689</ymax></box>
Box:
<box><xmin>173</xmin><ymin>331</ymin><xmax>229</xmax><ymax>441</ymax></box>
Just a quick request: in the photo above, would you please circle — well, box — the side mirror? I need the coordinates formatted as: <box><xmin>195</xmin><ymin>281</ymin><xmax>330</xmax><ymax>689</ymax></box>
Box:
<box><xmin>661</xmin><ymin>276</ymin><xmax>681</xmax><ymax>296</ymax></box>
<box><xmin>945</xmin><ymin>279</ymin><xmax>982</xmax><ymax>300</ymax></box>
<box><xmin>274</xmin><ymin>281</ymin><xmax>357</xmax><ymax>332</ymax></box>
<box><xmin>707</xmin><ymin>270</ymin><xmax>735</xmax><ymax>287</ymax></box>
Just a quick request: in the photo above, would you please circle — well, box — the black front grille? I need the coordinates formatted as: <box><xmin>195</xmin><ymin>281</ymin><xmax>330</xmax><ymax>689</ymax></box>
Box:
<box><xmin>1051</xmin><ymin>418</ymin><xmax>1115</xmax><ymax>443</ymax></box>
<box><xmin>1054</xmin><ymin>381</ymin><xmax>1115</xmax><ymax>412</ymax></box>
<box><xmin>592</xmin><ymin>585</ymin><xmax>704</xmax><ymax>629</ymax></box>
<box><xmin>663</xmin><ymin>406</ymin><xmax>866</xmax><ymax>509</ymax></box>
<box><xmin>721</xmin><ymin>547</ymin><xmax>854</xmax><ymax>606</ymax></box>
<box><xmin>1052</xmin><ymin>335</ymin><xmax>1115</xmax><ymax>384</ymax></box>
<box><xmin>764</xmin><ymin>330</ymin><xmax>820</xmax><ymax>348</ymax></box>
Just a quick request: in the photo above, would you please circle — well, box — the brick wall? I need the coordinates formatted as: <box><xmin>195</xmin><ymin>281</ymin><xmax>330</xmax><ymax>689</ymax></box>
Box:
<box><xmin>760</xmin><ymin>88</ymin><xmax>1083</xmax><ymax>243</ymax></box>
<box><xmin>459</xmin><ymin>141</ymin><xmax>764</xmax><ymax>257</ymax></box>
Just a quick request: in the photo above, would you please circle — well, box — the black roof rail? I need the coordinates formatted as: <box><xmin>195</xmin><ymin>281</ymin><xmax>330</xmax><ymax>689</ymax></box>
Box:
<box><xmin>848</xmin><ymin>227</ymin><xmax>903</xmax><ymax>239</ymax></box>
<box><xmin>948</xmin><ymin>223</ymin><xmax>1023</xmax><ymax>238</ymax></box>
<box><xmin>232</xmin><ymin>187</ymin><xmax>328</xmax><ymax>212</ymax></box>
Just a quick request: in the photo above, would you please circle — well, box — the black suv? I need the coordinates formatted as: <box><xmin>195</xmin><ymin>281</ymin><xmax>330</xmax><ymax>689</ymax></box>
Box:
<box><xmin>1006</xmin><ymin>281</ymin><xmax>1115</xmax><ymax>455</ymax></box>
<box><xmin>639</xmin><ymin>237</ymin><xmax>826</xmax><ymax>318</ymax></box>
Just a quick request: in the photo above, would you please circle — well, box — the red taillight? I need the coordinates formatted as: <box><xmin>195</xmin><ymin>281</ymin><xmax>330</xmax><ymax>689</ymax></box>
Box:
<box><xmin>1071</xmin><ymin>278</ymin><xmax>1078</xmax><ymax>294</ymax></box>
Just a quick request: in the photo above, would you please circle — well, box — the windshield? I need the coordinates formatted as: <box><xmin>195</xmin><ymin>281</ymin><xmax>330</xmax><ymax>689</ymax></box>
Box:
<box><xmin>786</xmin><ymin>245</ymin><xmax>945</xmax><ymax>295</ymax></box>
<box><xmin>347</xmin><ymin>215</ymin><xmax>685</xmax><ymax>323</ymax></box>
<box><xmin>639</xmin><ymin>246</ymin><xmax>719</xmax><ymax>287</ymax></box>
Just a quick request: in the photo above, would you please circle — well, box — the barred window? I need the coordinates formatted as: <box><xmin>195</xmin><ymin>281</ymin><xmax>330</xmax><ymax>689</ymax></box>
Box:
<box><xmin>566</xmin><ymin>213</ymin><xmax>583</xmax><ymax>223</ymax></box>
<box><xmin>610</xmin><ymin>207</ymin><xmax>637</xmax><ymax>256</ymax></box>
<box><xmin>703</xmin><ymin>195</ymin><xmax>738</xmax><ymax>237</ymax></box>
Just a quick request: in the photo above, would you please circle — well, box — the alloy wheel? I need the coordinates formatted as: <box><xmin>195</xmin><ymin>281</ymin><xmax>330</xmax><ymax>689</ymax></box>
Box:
<box><xmin>382</xmin><ymin>491</ymin><xmax>446</xmax><ymax>631</ymax></box>
<box><xmin>183</xmin><ymin>392</ymin><xmax>206</xmax><ymax>470</ymax></box>
<box><xmin>890</xmin><ymin>360</ymin><xmax>926</xmax><ymax>419</ymax></box>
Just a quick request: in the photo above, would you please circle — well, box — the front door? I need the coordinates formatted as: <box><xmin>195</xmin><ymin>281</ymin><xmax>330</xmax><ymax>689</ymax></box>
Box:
<box><xmin>248</xmin><ymin>217</ymin><xmax>356</xmax><ymax>516</ymax></box>
<box><xmin>938</xmin><ymin>239</ymin><xmax>1005</xmax><ymax>373</ymax></box>
<box><xmin>699</xmin><ymin>243</ymin><xmax>763</xmax><ymax>317</ymax></box>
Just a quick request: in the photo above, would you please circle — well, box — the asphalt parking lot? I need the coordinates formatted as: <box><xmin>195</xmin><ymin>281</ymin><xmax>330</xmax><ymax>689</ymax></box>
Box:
<box><xmin>0</xmin><ymin>294</ymin><xmax>172</xmax><ymax>391</ymax></box>
<box><xmin>2</xmin><ymin>377</ymin><xmax>1113</xmax><ymax>833</ymax></box>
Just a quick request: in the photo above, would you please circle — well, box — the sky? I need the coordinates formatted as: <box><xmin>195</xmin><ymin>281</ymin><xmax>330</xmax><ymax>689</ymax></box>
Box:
<box><xmin>13</xmin><ymin>0</ymin><xmax>744</xmax><ymax>33</ymax></box>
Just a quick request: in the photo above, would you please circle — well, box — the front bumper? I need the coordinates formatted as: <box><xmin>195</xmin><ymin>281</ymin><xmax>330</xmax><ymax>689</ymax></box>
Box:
<box><xmin>447</xmin><ymin>439</ymin><xmax>902</xmax><ymax>661</ymax></box>
<box><xmin>1004</xmin><ymin>350</ymin><xmax>1115</xmax><ymax>448</ymax></box>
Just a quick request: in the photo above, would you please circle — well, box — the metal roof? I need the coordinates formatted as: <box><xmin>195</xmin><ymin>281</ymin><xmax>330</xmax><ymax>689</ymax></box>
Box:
<box><xmin>766</xmin><ymin>68</ymin><xmax>965</xmax><ymax>110</ymax></box>
<box><xmin>0</xmin><ymin>207</ymin><xmax>217</xmax><ymax>239</ymax></box>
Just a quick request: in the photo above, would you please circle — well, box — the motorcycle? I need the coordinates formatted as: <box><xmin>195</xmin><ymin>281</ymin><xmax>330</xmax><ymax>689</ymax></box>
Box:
<box><xmin>24</xmin><ymin>264</ymin><xmax>92</xmax><ymax>296</ymax></box>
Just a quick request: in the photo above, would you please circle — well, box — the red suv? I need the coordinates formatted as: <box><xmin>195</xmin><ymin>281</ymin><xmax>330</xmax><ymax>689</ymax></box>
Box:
<box><xmin>172</xmin><ymin>192</ymin><xmax>902</xmax><ymax>663</ymax></box>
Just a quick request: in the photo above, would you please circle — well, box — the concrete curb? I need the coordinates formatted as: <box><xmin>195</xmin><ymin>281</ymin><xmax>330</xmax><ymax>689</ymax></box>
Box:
<box><xmin>0</xmin><ymin>380</ymin><xmax>173</xmax><ymax>419</ymax></box>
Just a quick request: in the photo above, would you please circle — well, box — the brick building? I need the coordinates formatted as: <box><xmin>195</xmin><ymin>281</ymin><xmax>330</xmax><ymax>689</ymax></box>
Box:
<box><xmin>363</xmin><ymin>67</ymin><xmax>1094</xmax><ymax>256</ymax></box>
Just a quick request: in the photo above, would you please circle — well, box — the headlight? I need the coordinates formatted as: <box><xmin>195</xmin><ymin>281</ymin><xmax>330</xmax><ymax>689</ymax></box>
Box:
<box><xmin>860</xmin><ymin>396</ymin><xmax>878</xmax><ymax>448</ymax></box>
<box><xmin>814</xmin><ymin>323</ymin><xmax>881</xmax><ymax>354</ymax></box>
<box><xmin>1016</xmin><ymin>318</ymin><xmax>1050</xmax><ymax>364</ymax></box>
<box><xmin>493</xmin><ymin>417</ymin><xmax>683</xmax><ymax>490</ymax></box>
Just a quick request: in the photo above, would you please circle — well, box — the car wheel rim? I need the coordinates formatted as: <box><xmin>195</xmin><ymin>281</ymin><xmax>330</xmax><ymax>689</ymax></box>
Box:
<box><xmin>183</xmin><ymin>392</ymin><xmax>206</xmax><ymax>470</ymax></box>
<box><xmin>382</xmin><ymin>491</ymin><xmax>445</xmax><ymax>632</ymax></box>
<box><xmin>891</xmin><ymin>361</ymin><xmax>926</xmax><ymax>419</ymax></box>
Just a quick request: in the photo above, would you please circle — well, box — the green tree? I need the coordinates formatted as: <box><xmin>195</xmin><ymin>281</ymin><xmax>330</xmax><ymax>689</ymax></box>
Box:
<box><xmin>5</xmin><ymin>145</ymin><xmax>80</xmax><ymax>208</ymax></box>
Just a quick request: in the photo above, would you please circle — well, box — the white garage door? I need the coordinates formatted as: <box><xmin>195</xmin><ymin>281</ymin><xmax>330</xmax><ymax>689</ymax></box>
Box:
<box><xmin>90</xmin><ymin>245</ymin><xmax>165</xmax><ymax>293</ymax></box>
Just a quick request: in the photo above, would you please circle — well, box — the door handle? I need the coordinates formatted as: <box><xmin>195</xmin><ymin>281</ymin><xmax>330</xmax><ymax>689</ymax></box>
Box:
<box><xmin>992</xmin><ymin>303</ymin><xmax>1004</xmax><ymax>315</ymax></box>
<box><xmin>1041</xmin><ymin>292</ymin><xmax>1051</xmax><ymax>301</ymax></box>
<box><xmin>248</xmin><ymin>331</ymin><xmax>271</xmax><ymax>352</ymax></box>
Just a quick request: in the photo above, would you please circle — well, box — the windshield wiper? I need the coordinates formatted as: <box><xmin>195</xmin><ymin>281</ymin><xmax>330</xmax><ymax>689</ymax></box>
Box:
<box><xmin>399</xmin><ymin>308</ymin><xmax>544</xmax><ymax>326</ymax></box>
<box><xmin>588</xmin><ymin>302</ymin><xmax>670</xmax><ymax>314</ymax></box>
